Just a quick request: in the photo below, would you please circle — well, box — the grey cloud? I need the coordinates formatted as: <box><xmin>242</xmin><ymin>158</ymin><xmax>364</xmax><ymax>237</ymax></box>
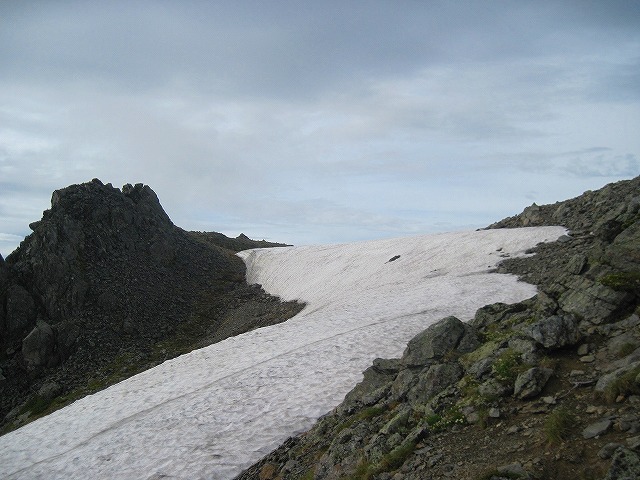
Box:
<box><xmin>0</xmin><ymin>1</ymin><xmax>638</xmax><ymax>253</ymax></box>
<box><xmin>3</xmin><ymin>1</ymin><xmax>638</xmax><ymax>99</ymax></box>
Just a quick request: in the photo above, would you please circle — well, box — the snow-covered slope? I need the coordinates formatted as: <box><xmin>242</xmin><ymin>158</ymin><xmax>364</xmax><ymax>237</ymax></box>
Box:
<box><xmin>0</xmin><ymin>227</ymin><xmax>565</xmax><ymax>479</ymax></box>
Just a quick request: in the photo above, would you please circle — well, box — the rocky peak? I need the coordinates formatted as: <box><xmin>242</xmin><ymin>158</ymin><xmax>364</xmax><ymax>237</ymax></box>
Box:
<box><xmin>488</xmin><ymin>176</ymin><xmax>640</xmax><ymax>237</ymax></box>
<box><xmin>4</xmin><ymin>179</ymin><xmax>186</xmax><ymax>336</ymax></box>
<box><xmin>0</xmin><ymin>178</ymin><xmax>299</xmax><ymax>433</ymax></box>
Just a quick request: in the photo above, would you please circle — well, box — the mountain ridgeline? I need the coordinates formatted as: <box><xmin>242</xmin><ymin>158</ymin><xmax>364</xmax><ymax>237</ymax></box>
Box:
<box><xmin>0</xmin><ymin>179</ymin><xmax>301</xmax><ymax>432</ymax></box>
<box><xmin>237</xmin><ymin>176</ymin><xmax>640</xmax><ymax>480</ymax></box>
<box><xmin>1</xmin><ymin>176</ymin><xmax>640</xmax><ymax>480</ymax></box>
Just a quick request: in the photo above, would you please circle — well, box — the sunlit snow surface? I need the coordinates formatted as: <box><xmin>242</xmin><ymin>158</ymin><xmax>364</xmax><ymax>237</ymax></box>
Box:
<box><xmin>0</xmin><ymin>227</ymin><xmax>565</xmax><ymax>479</ymax></box>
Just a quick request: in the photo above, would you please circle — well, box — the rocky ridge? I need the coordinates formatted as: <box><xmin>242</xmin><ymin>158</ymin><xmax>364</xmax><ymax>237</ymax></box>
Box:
<box><xmin>0</xmin><ymin>179</ymin><xmax>302</xmax><ymax>433</ymax></box>
<box><xmin>236</xmin><ymin>176</ymin><xmax>640</xmax><ymax>480</ymax></box>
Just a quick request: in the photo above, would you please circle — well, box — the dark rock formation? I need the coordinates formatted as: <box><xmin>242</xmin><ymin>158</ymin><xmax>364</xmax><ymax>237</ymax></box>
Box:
<box><xmin>0</xmin><ymin>179</ymin><xmax>302</xmax><ymax>432</ymax></box>
<box><xmin>189</xmin><ymin>231</ymin><xmax>291</xmax><ymax>252</ymax></box>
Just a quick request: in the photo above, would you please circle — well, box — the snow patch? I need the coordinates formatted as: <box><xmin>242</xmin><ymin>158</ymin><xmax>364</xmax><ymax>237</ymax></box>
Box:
<box><xmin>0</xmin><ymin>227</ymin><xmax>565</xmax><ymax>479</ymax></box>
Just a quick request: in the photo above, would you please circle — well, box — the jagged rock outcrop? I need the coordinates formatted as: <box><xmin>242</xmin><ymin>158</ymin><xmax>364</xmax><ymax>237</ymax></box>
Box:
<box><xmin>0</xmin><ymin>179</ymin><xmax>302</xmax><ymax>432</ymax></box>
<box><xmin>190</xmin><ymin>231</ymin><xmax>291</xmax><ymax>252</ymax></box>
<box><xmin>237</xmin><ymin>176</ymin><xmax>640</xmax><ymax>480</ymax></box>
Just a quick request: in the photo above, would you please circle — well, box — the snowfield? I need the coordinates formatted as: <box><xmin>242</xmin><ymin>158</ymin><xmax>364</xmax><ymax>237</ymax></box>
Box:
<box><xmin>0</xmin><ymin>227</ymin><xmax>565</xmax><ymax>479</ymax></box>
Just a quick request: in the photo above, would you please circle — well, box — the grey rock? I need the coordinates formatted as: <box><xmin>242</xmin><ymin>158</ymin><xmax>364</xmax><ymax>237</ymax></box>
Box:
<box><xmin>407</xmin><ymin>363</ymin><xmax>463</xmax><ymax>406</ymax></box>
<box><xmin>520</xmin><ymin>203</ymin><xmax>543</xmax><ymax>226</ymax></box>
<box><xmin>514</xmin><ymin>367</ymin><xmax>554</xmax><ymax>399</ymax></box>
<box><xmin>21</xmin><ymin>319</ymin><xmax>56</xmax><ymax>369</ymax></box>
<box><xmin>558</xmin><ymin>276</ymin><xmax>633</xmax><ymax>324</ymax></box>
<box><xmin>401</xmin><ymin>316</ymin><xmax>466</xmax><ymax>366</ymax></box>
<box><xmin>525</xmin><ymin>315</ymin><xmax>580</xmax><ymax>349</ymax></box>
<box><xmin>391</xmin><ymin>369</ymin><xmax>419</xmax><ymax>400</ymax></box>
<box><xmin>582</xmin><ymin>419</ymin><xmax>613</xmax><ymax>439</ymax></box>
<box><xmin>603</xmin><ymin>447</ymin><xmax>640</xmax><ymax>480</ymax></box>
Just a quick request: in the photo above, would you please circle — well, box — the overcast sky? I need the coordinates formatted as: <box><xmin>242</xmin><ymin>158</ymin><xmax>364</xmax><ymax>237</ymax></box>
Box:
<box><xmin>1</xmin><ymin>1</ymin><xmax>639</xmax><ymax>257</ymax></box>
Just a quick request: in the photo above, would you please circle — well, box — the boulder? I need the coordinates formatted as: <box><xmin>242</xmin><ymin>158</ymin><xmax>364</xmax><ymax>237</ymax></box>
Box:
<box><xmin>21</xmin><ymin>319</ymin><xmax>56</xmax><ymax>369</ymax></box>
<box><xmin>524</xmin><ymin>315</ymin><xmax>580</xmax><ymax>349</ymax></box>
<box><xmin>401</xmin><ymin>316</ymin><xmax>465</xmax><ymax>366</ymax></box>
<box><xmin>407</xmin><ymin>362</ymin><xmax>464</xmax><ymax>406</ymax></box>
<box><xmin>513</xmin><ymin>367</ymin><xmax>553</xmax><ymax>399</ymax></box>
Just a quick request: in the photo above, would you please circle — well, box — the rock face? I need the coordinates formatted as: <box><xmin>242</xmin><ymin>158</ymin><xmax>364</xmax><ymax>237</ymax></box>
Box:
<box><xmin>237</xmin><ymin>176</ymin><xmax>640</xmax><ymax>480</ymax></box>
<box><xmin>4</xmin><ymin>284</ymin><xmax>36</xmax><ymax>335</ymax></box>
<box><xmin>0</xmin><ymin>179</ymin><xmax>302</xmax><ymax>431</ymax></box>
